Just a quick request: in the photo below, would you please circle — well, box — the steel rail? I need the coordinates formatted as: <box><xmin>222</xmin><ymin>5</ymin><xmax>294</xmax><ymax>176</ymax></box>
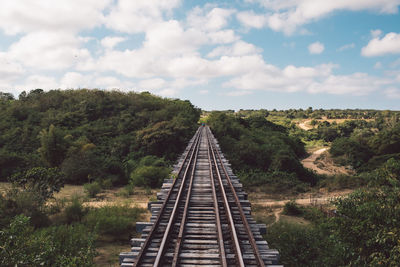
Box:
<box><xmin>207</xmin><ymin>135</ymin><xmax>228</xmax><ymax>267</ymax></box>
<box><xmin>133</xmin><ymin>127</ymin><xmax>202</xmax><ymax>267</ymax></box>
<box><xmin>207</xmin><ymin>127</ymin><xmax>266</xmax><ymax>267</ymax></box>
<box><xmin>206</xmin><ymin>128</ymin><xmax>245</xmax><ymax>267</ymax></box>
<box><xmin>171</xmin><ymin>127</ymin><xmax>202</xmax><ymax>266</ymax></box>
<box><xmin>153</xmin><ymin>127</ymin><xmax>203</xmax><ymax>266</ymax></box>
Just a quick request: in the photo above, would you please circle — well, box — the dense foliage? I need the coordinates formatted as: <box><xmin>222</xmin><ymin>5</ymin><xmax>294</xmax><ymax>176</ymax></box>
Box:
<box><xmin>0</xmin><ymin>88</ymin><xmax>199</xmax><ymax>266</ymax></box>
<box><xmin>267</xmin><ymin>157</ymin><xmax>400</xmax><ymax>266</ymax></box>
<box><xmin>207</xmin><ymin>112</ymin><xmax>316</xmax><ymax>190</ymax></box>
<box><xmin>0</xmin><ymin>215</ymin><xmax>97</xmax><ymax>267</ymax></box>
<box><xmin>329</xmin><ymin>119</ymin><xmax>400</xmax><ymax>172</ymax></box>
<box><xmin>0</xmin><ymin>89</ymin><xmax>200</xmax><ymax>186</ymax></box>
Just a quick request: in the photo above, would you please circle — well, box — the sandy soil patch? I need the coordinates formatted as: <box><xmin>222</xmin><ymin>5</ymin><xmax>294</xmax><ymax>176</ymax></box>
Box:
<box><xmin>297</xmin><ymin>118</ymin><xmax>374</xmax><ymax>131</ymax></box>
<box><xmin>250</xmin><ymin>189</ymin><xmax>353</xmax><ymax>208</ymax></box>
<box><xmin>301</xmin><ymin>148</ymin><xmax>354</xmax><ymax>176</ymax></box>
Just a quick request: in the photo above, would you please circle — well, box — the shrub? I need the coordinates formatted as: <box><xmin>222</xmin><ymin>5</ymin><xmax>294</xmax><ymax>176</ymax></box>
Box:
<box><xmin>0</xmin><ymin>215</ymin><xmax>96</xmax><ymax>267</ymax></box>
<box><xmin>10</xmin><ymin>167</ymin><xmax>64</xmax><ymax>205</ymax></box>
<box><xmin>84</xmin><ymin>205</ymin><xmax>145</xmax><ymax>237</ymax></box>
<box><xmin>130</xmin><ymin>165</ymin><xmax>169</xmax><ymax>188</ymax></box>
<box><xmin>118</xmin><ymin>184</ymin><xmax>134</xmax><ymax>197</ymax></box>
<box><xmin>64</xmin><ymin>197</ymin><xmax>87</xmax><ymax>224</ymax></box>
<box><xmin>283</xmin><ymin>201</ymin><xmax>303</xmax><ymax>216</ymax></box>
<box><xmin>83</xmin><ymin>182</ymin><xmax>101</xmax><ymax>198</ymax></box>
<box><xmin>99</xmin><ymin>178</ymin><xmax>113</xmax><ymax>189</ymax></box>
<box><xmin>266</xmin><ymin>222</ymin><xmax>341</xmax><ymax>266</ymax></box>
<box><xmin>0</xmin><ymin>188</ymin><xmax>49</xmax><ymax>228</ymax></box>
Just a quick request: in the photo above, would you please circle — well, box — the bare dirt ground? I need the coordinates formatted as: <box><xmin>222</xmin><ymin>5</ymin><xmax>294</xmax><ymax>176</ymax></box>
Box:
<box><xmin>250</xmin><ymin>189</ymin><xmax>353</xmax><ymax>208</ymax></box>
<box><xmin>250</xmin><ymin>189</ymin><xmax>353</xmax><ymax>227</ymax></box>
<box><xmin>297</xmin><ymin>118</ymin><xmax>374</xmax><ymax>131</ymax></box>
<box><xmin>301</xmin><ymin>148</ymin><xmax>354</xmax><ymax>176</ymax></box>
<box><xmin>53</xmin><ymin>185</ymin><xmax>153</xmax><ymax>209</ymax></box>
<box><xmin>298</xmin><ymin>119</ymin><xmax>313</xmax><ymax>130</ymax></box>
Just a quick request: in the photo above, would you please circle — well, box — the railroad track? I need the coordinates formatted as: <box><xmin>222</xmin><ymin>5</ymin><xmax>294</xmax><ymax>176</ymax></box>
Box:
<box><xmin>120</xmin><ymin>126</ymin><xmax>281</xmax><ymax>266</ymax></box>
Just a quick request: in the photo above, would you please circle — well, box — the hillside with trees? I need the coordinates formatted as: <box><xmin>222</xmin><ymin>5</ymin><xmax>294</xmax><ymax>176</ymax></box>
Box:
<box><xmin>0</xmin><ymin>89</ymin><xmax>200</xmax><ymax>266</ymax></box>
<box><xmin>227</xmin><ymin>108</ymin><xmax>400</xmax><ymax>266</ymax></box>
<box><xmin>207</xmin><ymin>112</ymin><xmax>317</xmax><ymax>193</ymax></box>
<box><xmin>2</xmin><ymin>94</ymin><xmax>400</xmax><ymax>266</ymax></box>
<box><xmin>0</xmin><ymin>89</ymin><xmax>200</xmax><ymax>185</ymax></box>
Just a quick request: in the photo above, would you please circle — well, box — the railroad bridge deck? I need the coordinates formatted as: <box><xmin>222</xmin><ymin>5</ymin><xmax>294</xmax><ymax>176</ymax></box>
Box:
<box><xmin>120</xmin><ymin>126</ymin><xmax>281</xmax><ymax>266</ymax></box>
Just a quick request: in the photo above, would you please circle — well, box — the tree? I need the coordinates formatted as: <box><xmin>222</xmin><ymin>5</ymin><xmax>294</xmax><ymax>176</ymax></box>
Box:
<box><xmin>329</xmin><ymin>187</ymin><xmax>400</xmax><ymax>266</ymax></box>
<box><xmin>38</xmin><ymin>125</ymin><xmax>70</xmax><ymax>167</ymax></box>
<box><xmin>0</xmin><ymin>92</ymin><xmax>14</xmax><ymax>101</ymax></box>
<box><xmin>0</xmin><ymin>215</ymin><xmax>97</xmax><ymax>267</ymax></box>
<box><xmin>10</xmin><ymin>167</ymin><xmax>64</xmax><ymax>204</ymax></box>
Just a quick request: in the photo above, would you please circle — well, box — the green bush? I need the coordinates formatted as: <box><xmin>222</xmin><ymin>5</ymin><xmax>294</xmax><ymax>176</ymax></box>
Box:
<box><xmin>0</xmin><ymin>189</ymin><xmax>49</xmax><ymax>228</ymax></box>
<box><xmin>84</xmin><ymin>205</ymin><xmax>145</xmax><ymax>237</ymax></box>
<box><xmin>10</xmin><ymin>167</ymin><xmax>64</xmax><ymax>205</ymax></box>
<box><xmin>99</xmin><ymin>178</ymin><xmax>113</xmax><ymax>189</ymax></box>
<box><xmin>0</xmin><ymin>215</ymin><xmax>96</xmax><ymax>267</ymax></box>
<box><xmin>266</xmin><ymin>221</ymin><xmax>341</xmax><ymax>266</ymax></box>
<box><xmin>83</xmin><ymin>182</ymin><xmax>101</xmax><ymax>198</ymax></box>
<box><xmin>130</xmin><ymin>165</ymin><xmax>169</xmax><ymax>188</ymax></box>
<box><xmin>318</xmin><ymin>174</ymin><xmax>366</xmax><ymax>191</ymax></box>
<box><xmin>283</xmin><ymin>201</ymin><xmax>303</xmax><ymax>216</ymax></box>
<box><xmin>118</xmin><ymin>184</ymin><xmax>134</xmax><ymax>197</ymax></box>
<box><xmin>64</xmin><ymin>197</ymin><xmax>87</xmax><ymax>224</ymax></box>
<box><xmin>238</xmin><ymin>170</ymin><xmax>309</xmax><ymax>194</ymax></box>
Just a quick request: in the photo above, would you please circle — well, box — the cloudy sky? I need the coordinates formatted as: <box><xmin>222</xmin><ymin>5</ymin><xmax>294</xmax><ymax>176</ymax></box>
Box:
<box><xmin>1</xmin><ymin>0</ymin><xmax>400</xmax><ymax>110</ymax></box>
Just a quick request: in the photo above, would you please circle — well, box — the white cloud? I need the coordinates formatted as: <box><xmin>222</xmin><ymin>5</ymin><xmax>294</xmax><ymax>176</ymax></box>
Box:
<box><xmin>307</xmin><ymin>73</ymin><xmax>385</xmax><ymax>95</ymax></box>
<box><xmin>105</xmin><ymin>0</ymin><xmax>181</xmax><ymax>33</ymax></box>
<box><xmin>0</xmin><ymin>0</ymin><xmax>111</xmax><ymax>35</ymax></box>
<box><xmin>18</xmin><ymin>75</ymin><xmax>58</xmax><ymax>90</ymax></box>
<box><xmin>9</xmin><ymin>31</ymin><xmax>91</xmax><ymax>70</ymax></box>
<box><xmin>60</xmin><ymin>72</ymin><xmax>89</xmax><ymax>89</ymax></box>
<box><xmin>385</xmin><ymin>87</ymin><xmax>400</xmax><ymax>98</ymax></box>
<box><xmin>224</xmin><ymin>63</ymin><xmax>336</xmax><ymax>92</ymax></box>
<box><xmin>60</xmin><ymin>72</ymin><xmax>135</xmax><ymax>90</ymax></box>
<box><xmin>208</xmin><ymin>30</ymin><xmax>239</xmax><ymax>44</ymax></box>
<box><xmin>337</xmin><ymin>43</ymin><xmax>355</xmax><ymax>52</ymax></box>
<box><xmin>241</xmin><ymin>0</ymin><xmax>400</xmax><ymax>35</ymax></box>
<box><xmin>308</xmin><ymin>42</ymin><xmax>324</xmax><ymax>54</ymax></box>
<box><xmin>236</xmin><ymin>11</ymin><xmax>268</xmax><ymax>29</ymax></box>
<box><xmin>1</xmin><ymin>1</ymin><xmax>398</xmax><ymax>102</ymax></box>
<box><xmin>0</xmin><ymin>52</ymin><xmax>25</xmax><ymax>86</ymax></box>
<box><xmin>139</xmin><ymin>78</ymin><xmax>166</xmax><ymax>90</ymax></box>
<box><xmin>362</xmin><ymin>32</ymin><xmax>400</xmax><ymax>57</ymax></box>
<box><xmin>207</xmin><ymin>41</ymin><xmax>262</xmax><ymax>58</ymax></box>
<box><xmin>101</xmin><ymin>37</ymin><xmax>127</xmax><ymax>50</ymax></box>
<box><xmin>187</xmin><ymin>6</ymin><xmax>235</xmax><ymax>31</ymax></box>
<box><xmin>158</xmin><ymin>88</ymin><xmax>179</xmax><ymax>97</ymax></box>
<box><xmin>95</xmin><ymin>76</ymin><xmax>134</xmax><ymax>90</ymax></box>
<box><xmin>224</xmin><ymin>61</ymin><xmax>392</xmax><ymax>97</ymax></box>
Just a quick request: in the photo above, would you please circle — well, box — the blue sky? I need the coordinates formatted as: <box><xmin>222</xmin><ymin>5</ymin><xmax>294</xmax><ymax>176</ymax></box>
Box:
<box><xmin>1</xmin><ymin>0</ymin><xmax>400</xmax><ymax>110</ymax></box>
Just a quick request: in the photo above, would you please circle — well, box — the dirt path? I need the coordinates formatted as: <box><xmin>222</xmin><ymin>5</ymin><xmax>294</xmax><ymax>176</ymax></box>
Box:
<box><xmin>252</xmin><ymin>189</ymin><xmax>353</xmax><ymax>208</ymax></box>
<box><xmin>301</xmin><ymin>147</ymin><xmax>353</xmax><ymax>176</ymax></box>
<box><xmin>298</xmin><ymin>119</ymin><xmax>313</xmax><ymax>130</ymax></box>
<box><xmin>301</xmin><ymin>148</ymin><xmax>331</xmax><ymax>175</ymax></box>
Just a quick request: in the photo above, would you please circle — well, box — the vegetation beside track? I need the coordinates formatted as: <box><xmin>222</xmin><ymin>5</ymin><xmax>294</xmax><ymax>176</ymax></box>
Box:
<box><xmin>2</xmin><ymin>88</ymin><xmax>400</xmax><ymax>266</ymax></box>
<box><xmin>0</xmin><ymin>89</ymin><xmax>199</xmax><ymax>266</ymax></box>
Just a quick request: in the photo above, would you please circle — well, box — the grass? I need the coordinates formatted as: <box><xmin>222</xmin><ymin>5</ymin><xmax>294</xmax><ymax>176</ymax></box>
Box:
<box><xmin>303</xmin><ymin>139</ymin><xmax>329</xmax><ymax>152</ymax></box>
<box><xmin>0</xmin><ymin>182</ymin><xmax>12</xmax><ymax>195</ymax></box>
<box><xmin>51</xmin><ymin>184</ymin><xmax>154</xmax><ymax>265</ymax></box>
<box><xmin>95</xmin><ymin>238</ymin><xmax>130</xmax><ymax>267</ymax></box>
